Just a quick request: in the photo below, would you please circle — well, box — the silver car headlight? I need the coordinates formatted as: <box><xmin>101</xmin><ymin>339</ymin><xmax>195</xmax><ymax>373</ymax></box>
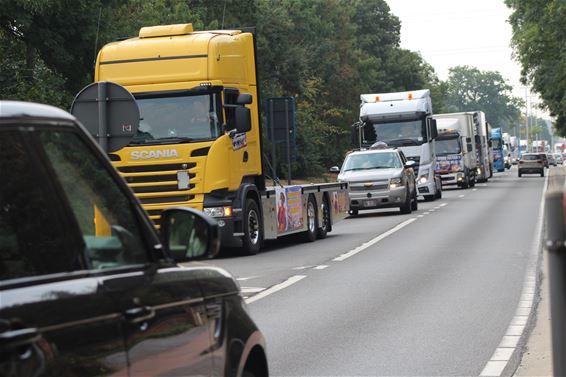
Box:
<box><xmin>389</xmin><ymin>177</ymin><xmax>402</xmax><ymax>188</ymax></box>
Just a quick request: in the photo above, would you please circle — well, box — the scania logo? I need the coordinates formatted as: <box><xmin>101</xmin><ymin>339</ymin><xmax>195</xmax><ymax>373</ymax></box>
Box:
<box><xmin>130</xmin><ymin>150</ymin><xmax>179</xmax><ymax>160</ymax></box>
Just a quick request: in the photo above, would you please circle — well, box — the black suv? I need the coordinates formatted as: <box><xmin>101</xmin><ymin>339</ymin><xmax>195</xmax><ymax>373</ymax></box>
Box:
<box><xmin>0</xmin><ymin>101</ymin><xmax>268</xmax><ymax>377</ymax></box>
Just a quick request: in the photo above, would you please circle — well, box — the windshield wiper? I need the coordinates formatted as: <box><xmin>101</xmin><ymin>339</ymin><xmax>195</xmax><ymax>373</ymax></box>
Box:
<box><xmin>345</xmin><ymin>166</ymin><xmax>391</xmax><ymax>171</ymax></box>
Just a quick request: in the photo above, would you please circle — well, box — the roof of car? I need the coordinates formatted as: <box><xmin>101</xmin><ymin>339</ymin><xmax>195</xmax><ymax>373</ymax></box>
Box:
<box><xmin>348</xmin><ymin>148</ymin><xmax>398</xmax><ymax>156</ymax></box>
<box><xmin>0</xmin><ymin>101</ymin><xmax>76</xmax><ymax>122</ymax></box>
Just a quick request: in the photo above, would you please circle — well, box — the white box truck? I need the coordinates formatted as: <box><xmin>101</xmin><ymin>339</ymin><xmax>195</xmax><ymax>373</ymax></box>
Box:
<box><xmin>357</xmin><ymin>89</ymin><xmax>442</xmax><ymax>201</ymax></box>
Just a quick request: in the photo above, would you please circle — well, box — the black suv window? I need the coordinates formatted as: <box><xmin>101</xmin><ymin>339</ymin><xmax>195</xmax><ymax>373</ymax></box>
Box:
<box><xmin>0</xmin><ymin>131</ymin><xmax>82</xmax><ymax>280</ymax></box>
<box><xmin>39</xmin><ymin>130</ymin><xmax>149</xmax><ymax>269</ymax></box>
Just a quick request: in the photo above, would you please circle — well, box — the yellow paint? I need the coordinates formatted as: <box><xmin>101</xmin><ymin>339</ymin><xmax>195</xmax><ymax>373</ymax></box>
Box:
<box><xmin>95</xmin><ymin>24</ymin><xmax>262</xmax><ymax>221</ymax></box>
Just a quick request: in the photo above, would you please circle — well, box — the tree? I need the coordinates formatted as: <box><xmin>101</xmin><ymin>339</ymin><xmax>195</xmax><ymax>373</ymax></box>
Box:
<box><xmin>444</xmin><ymin>66</ymin><xmax>523</xmax><ymax>131</ymax></box>
<box><xmin>506</xmin><ymin>0</ymin><xmax>566</xmax><ymax>135</ymax></box>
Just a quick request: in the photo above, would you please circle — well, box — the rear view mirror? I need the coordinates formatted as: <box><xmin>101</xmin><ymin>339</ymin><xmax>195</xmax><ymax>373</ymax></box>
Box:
<box><xmin>405</xmin><ymin>160</ymin><xmax>416</xmax><ymax>169</ymax></box>
<box><xmin>160</xmin><ymin>207</ymin><xmax>220</xmax><ymax>261</ymax></box>
<box><xmin>466</xmin><ymin>137</ymin><xmax>472</xmax><ymax>143</ymax></box>
<box><xmin>236</xmin><ymin>93</ymin><xmax>253</xmax><ymax>105</ymax></box>
<box><xmin>329</xmin><ymin>166</ymin><xmax>340</xmax><ymax>173</ymax></box>
<box><xmin>234</xmin><ymin>106</ymin><xmax>251</xmax><ymax>133</ymax></box>
<box><xmin>428</xmin><ymin>118</ymin><xmax>438</xmax><ymax>139</ymax></box>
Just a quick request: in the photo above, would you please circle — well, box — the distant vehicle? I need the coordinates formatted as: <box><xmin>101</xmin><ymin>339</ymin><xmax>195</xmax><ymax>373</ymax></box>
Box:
<box><xmin>356</xmin><ymin>89</ymin><xmax>442</xmax><ymax>201</ymax></box>
<box><xmin>491</xmin><ymin>127</ymin><xmax>505</xmax><ymax>172</ymax></box>
<box><xmin>547</xmin><ymin>153</ymin><xmax>557</xmax><ymax>166</ymax></box>
<box><xmin>336</xmin><ymin>146</ymin><xmax>418</xmax><ymax>215</ymax></box>
<box><xmin>432</xmin><ymin>114</ymin><xmax>478</xmax><ymax>188</ymax></box>
<box><xmin>518</xmin><ymin>153</ymin><xmax>545</xmax><ymax>177</ymax></box>
<box><xmin>554</xmin><ymin>153</ymin><xmax>563</xmax><ymax>165</ymax></box>
<box><xmin>0</xmin><ymin>101</ymin><xmax>268</xmax><ymax>377</ymax></box>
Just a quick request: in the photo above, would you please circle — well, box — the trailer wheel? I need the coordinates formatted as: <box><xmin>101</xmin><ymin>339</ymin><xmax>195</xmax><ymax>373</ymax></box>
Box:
<box><xmin>317</xmin><ymin>196</ymin><xmax>331</xmax><ymax>239</ymax></box>
<box><xmin>241</xmin><ymin>198</ymin><xmax>262</xmax><ymax>255</ymax></box>
<box><xmin>303</xmin><ymin>195</ymin><xmax>317</xmax><ymax>242</ymax></box>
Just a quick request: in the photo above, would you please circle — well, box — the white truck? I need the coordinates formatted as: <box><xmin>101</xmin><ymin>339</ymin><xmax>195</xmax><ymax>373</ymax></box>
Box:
<box><xmin>476</xmin><ymin>112</ymin><xmax>492</xmax><ymax>181</ymax></box>
<box><xmin>432</xmin><ymin>116</ymin><xmax>477</xmax><ymax>188</ymax></box>
<box><xmin>357</xmin><ymin>89</ymin><xmax>442</xmax><ymax>201</ymax></box>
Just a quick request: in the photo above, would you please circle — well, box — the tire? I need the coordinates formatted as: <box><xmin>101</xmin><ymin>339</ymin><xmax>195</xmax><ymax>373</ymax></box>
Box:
<box><xmin>469</xmin><ymin>178</ymin><xmax>476</xmax><ymax>188</ymax></box>
<box><xmin>423</xmin><ymin>195</ymin><xmax>435</xmax><ymax>202</ymax></box>
<box><xmin>303</xmin><ymin>195</ymin><xmax>317</xmax><ymax>242</ymax></box>
<box><xmin>400</xmin><ymin>188</ymin><xmax>412</xmax><ymax>214</ymax></box>
<box><xmin>461</xmin><ymin>174</ymin><xmax>469</xmax><ymax>189</ymax></box>
<box><xmin>241</xmin><ymin>198</ymin><xmax>262</xmax><ymax>255</ymax></box>
<box><xmin>518</xmin><ymin>171</ymin><xmax>522</xmax><ymax>177</ymax></box>
<box><xmin>317</xmin><ymin>196</ymin><xmax>330</xmax><ymax>239</ymax></box>
<box><xmin>411</xmin><ymin>189</ymin><xmax>418</xmax><ymax>211</ymax></box>
<box><xmin>435</xmin><ymin>186</ymin><xmax>442</xmax><ymax>199</ymax></box>
<box><xmin>541</xmin><ymin>170</ymin><xmax>545</xmax><ymax>177</ymax></box>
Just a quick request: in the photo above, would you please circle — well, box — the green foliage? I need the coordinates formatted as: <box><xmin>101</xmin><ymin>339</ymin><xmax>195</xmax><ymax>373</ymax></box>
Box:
<box><xmin>444</xmin><ymin>66</ymin><xmax>523</xmax><ymax>132</ymax></box>
<box><xmin>506</xmin><ymin>0</ymin><xmax>566</xmax><ymax>135</ymax></box>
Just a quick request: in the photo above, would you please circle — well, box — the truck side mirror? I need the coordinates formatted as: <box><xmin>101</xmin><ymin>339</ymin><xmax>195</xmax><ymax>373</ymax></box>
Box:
<box><xmin>466</xmin><ymin>137</ymin><xmax>472</xmax><ymax>143</ymax></box>
<box><xmin>467</xmin><ymin>144</ymin><xmax>473</xmax><ymax>152</ymax></box>
<box><xmin>236</xmin><ymin>93</ymin><xmax>253</xmax><ymax>105</ymax></box>
<box><xmin>160</xmin><ymin>207</ymin><xmax>220</xmax><ymax>261</ymax></box>
<box><xmin>234</xmin><ymin>106</ymin><xmax>252</xmax><ymax>133</ymax></box>
<box><xmin>428</xmin><ymin>119</ymin><xmax>438</xmax><ymax>140</ymax></box>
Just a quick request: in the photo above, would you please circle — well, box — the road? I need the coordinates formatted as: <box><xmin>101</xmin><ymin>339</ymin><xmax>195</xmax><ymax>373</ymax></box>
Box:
<box><xmin>211</xmin><ymin>167</ymin><xmax>546</xmax><ymax>376</ymax></box>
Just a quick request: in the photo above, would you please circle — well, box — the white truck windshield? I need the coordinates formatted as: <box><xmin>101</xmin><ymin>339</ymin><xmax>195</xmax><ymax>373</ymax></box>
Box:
<box><xmin>363</xmin><ymin>120</ymin><xmax>426</xmax><ymax>147</ymax></box>
<box><xmin>436</xmin><ymin>137</ymin><xmax>462</xmax><ymax>155</ymax></box>
<box><xmin>131</xmin><ymin>93</ymin><xmax>222</xmax><ymax>144</ymax></box>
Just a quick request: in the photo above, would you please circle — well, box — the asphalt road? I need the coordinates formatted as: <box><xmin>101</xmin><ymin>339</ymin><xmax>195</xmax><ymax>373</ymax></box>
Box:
<box><xmin>210</xmin><ymin>166</ymin><xmax>546</xmax><ymax>376</ymax></box>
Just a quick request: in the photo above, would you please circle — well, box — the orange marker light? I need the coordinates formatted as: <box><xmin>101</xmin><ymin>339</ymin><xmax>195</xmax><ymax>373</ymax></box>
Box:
<box><xmin>375</xmin><ymin>96</ymin><xmax>380</xmax><ymax>102</ymax></box>
<box><xmin>408</xmin><ymin>93</ymin><xmax>413</xmax><ymax>100</ymax></box>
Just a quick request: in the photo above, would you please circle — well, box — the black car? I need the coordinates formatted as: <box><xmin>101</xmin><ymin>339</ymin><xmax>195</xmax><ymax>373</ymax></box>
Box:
<box><xmin>0</xmin><ymin>101</ymin><xmax>268</xmax><ymax>377</ymax></box>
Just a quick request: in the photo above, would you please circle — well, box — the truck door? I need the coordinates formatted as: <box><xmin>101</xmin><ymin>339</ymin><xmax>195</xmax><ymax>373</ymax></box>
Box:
<box><xmin>0</xmin><ymin>129</ymin><xmax>128</xmax><ymax>377</ymax></box>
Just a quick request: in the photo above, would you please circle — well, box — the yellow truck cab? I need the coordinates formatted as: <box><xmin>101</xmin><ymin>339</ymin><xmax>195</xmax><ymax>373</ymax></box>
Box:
<box><xmin>81</xmin><ymin>23</ymin><xmax>348</xmax><ymax>254</ymax></box>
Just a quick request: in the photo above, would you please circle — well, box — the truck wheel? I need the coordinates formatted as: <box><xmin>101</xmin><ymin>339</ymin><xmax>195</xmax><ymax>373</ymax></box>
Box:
<box><xmin>400</xmin><ymin>188</ymin><xmax>412</xmax><ymax>214</ymax></box>
<box><xmin>241</xmin><ymin>198</ymin><xmax>262</xmax><ymax>255</ymax></box>
<box><xmin>411</xmin><ymin>189</ymin><xmax>418</xmax><ymax>211</ymax></box>
<box><xmin>317</xmin><ymin>196</ymin><xmax>330</xmax><ymax>239</ymax></box>
<box><xmin>423</xmin><ymin>195</ymin><xmax>435</xmax><ymax>202</ymax></box>
<box><xmin>461</xmin><ymin>175</ymin><xmax>469</xmax><ymax>189</ymax></box>
<box><xmin>303</xmin><ymin>195</ymin><xmax>317</xmax><ymax>242</ymax></box>
<box><xmin>541</xmin><ymin>170</ymin><xmax>544</xmax><ymax>177</ymax></box>
<box><xmin>469</xmin><ymin>178</ymin><xmax>476</xmax><ymax>188</ymax></box>
<box><xmin>518</xmin><ymin>171</ymin><xmax>522</xmax><ymax>177</ymax></box>
<box><xmin>435</xmin><ymin>185</ymin><xmax>442</xmax><ymax>199</ymax></box>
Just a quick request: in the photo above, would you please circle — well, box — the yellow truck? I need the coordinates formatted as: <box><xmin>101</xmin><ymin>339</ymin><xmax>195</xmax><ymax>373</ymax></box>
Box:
<box><xmin>72</xmin><ymin>23</ymin><xmax>348</xmax><ymax>254</ymax></box>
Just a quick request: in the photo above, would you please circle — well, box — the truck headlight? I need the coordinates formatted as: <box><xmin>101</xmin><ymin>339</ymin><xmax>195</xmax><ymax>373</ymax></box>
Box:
<box><xmin>418</xmin><ymin>169</ymin><xmax>429</xmax><ymax>184</ymax></box>
<box><xmin>204</xmin><ymin>206</ymin><xmax>233</xmax><ymax>217</ymax></box>
<box><xmin>389</xmin><ymin>177</ymin><xmax>402</xmax><ymax>188</ymax></box>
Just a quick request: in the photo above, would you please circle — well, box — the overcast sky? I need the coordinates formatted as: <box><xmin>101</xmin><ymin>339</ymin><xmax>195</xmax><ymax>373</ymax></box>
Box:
<box><xmin>384</xmin><ymin>0</ymin><xmax>545</xmax><ymax>118</ymax></box>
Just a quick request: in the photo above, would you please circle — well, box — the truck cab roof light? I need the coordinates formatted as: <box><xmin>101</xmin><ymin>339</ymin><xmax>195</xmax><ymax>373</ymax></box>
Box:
<box><xmin>408</xmin><ymin>93</ymin><xmax>413</xmax><ymax>100</ymax></box>
<box><xmin>139</xmin><ymin>23</ymin><xmax>194</xmax><ymax>38</ymax></box>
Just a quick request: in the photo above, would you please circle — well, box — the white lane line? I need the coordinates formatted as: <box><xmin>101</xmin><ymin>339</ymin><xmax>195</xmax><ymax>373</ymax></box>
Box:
<box><xmin>480</xmin><ymin>173</ymin><xmax>548</xmax><ymax>376</ymax></box>
<box><xmin>458</xmin><ymin>194</ymin><xmax>465</xmax><ymax>198</ymax></box>
<box><xmin>237</xmin><ymin>276</ymin><xmax>260</xmax><ymax>281</ymax></box>
<box><xmin>245</xmin><ymin>275</ymin><xmax>307</xmax><ymax>304</ymax></box>
<box><xmin>293</xmin><ymin>265</ymin><xmax>312</xmax><ymax>270</ymax></box>
<box><xmin>473</xmin><ymin>188</ymin><xmax>478</xmax><ymax>191</ymax></box>
<box><xmin>423</xmin><ymin>212</ymin><xmax>431</xmax><ymax>215</ymax></box>
<box><xmin>240</xmin><ymin>287</ymin><xmax>265</xmax><ymax>294</ymax></box>
<box><xmin>417</xmin><ymin>215</ymin><xmax>424</xmax><ymax>218</ymax></box>
<box><xmin>333</xmin><ymin>218</ymin><xmax>417</xmax><ymax>262</ymax></box>
<box><xmin>313</xmin><ymin>265</ymin><xmax>329</xmax><ymax>270</ymax></box>
<box><xmin>440</xmin><ymin>203</ymin><xmax>448</xmax><ymax>207</ymax></box>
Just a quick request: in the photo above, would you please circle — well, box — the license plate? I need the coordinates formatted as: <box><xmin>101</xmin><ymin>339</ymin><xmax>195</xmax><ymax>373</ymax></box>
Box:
<box><xmin>364</xmin><ymin>200</ymin><xmax>377</xmax><ymax>207</ymax></box>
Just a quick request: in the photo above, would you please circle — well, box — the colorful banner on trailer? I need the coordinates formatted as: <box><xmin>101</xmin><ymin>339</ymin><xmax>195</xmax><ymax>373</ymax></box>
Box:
<box><xmin>276</xmin><ymin>186</ymin><xmax>304</xmax><ymax>233</ymax></box>
<box><xmin>435</xmin><ymin>155</ymin><xmax>463</xmax><ymax>174</ymax></box>
<box><xmin>332</xmin><ymin>190</ymin><xmax>348</xmax><ymax>215</ymax></box>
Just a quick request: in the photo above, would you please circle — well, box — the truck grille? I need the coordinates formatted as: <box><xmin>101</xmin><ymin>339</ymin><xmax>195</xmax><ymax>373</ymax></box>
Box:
<box><xmin>114</xmin><ymin>162</ymin><xmax>198</xmax><ymax>208</ymax></box>
<box><xmin>350</xmin><ymin>183</ymin><xmax>389</xmax><ymax>191</ymax></box>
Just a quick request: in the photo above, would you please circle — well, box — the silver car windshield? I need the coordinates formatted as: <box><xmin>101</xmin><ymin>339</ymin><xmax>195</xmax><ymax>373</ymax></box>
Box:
<box><xmin>343</xmin><ymin>152</ymin><xmax>402</xmax><ymax>171</ymax></box>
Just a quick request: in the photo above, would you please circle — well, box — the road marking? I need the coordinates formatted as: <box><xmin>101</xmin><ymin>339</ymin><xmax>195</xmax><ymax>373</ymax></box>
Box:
<box><xmin>439</xmin><ymin>203</ymin><xmax>448</xmax><ymax>207</ymax></box>
<box><xmin>237</xmin><ymin>276</ymin><xmax>260</xmax><ymax>281</ymax></box>
<box><xmin>417</xmin><ymin>215</ymin><xmax>424</xmax><ymax>218</ymax></box>
<box><xmin>423</xmin><ymin>212</ymin><xmax>430</xmax><ymax>215</ymax></box>
<box><xmin>240</xmin><ymin>287</ymin><xmax>265</xmax><ymax>294</ymax></box>
<box><xmin>473</xmin><ymin>188</ymin><xmax>478</xmax><ymax>191</ymax></box>
<box><xmin>458</xmin><ymin>194</ymin><xmax>465</xmax><ymax>198</ymax></box>
<box><xmin>480</xmin><ymin>173</ymin><xmax>548</xmax><ymax>376</ymax></box>
<box><xmin>293</xmin><ymin>266</ymin><xmax>312</xmax><ymax>270</ymax></box>
<box><xmin>313</xmin><ymin>265</ymin><xmax>328</xmax><ymax>270</ymax></box>
<box><xmin>245</xmin><ymin>275</ymin><xmax>307</xmax><ymax>304</ymax></box>
<box><xmin>332</xmin><ymin>218</ymin><xmax>417</xmax><ymax>262</ymax></box>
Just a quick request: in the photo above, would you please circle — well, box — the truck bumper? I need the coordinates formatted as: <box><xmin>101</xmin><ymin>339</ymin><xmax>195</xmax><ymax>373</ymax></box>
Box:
<box><xmin>417</xmin><ymin>180</ymin><xmax>437</xmax><ymax>196</ymax></box>
<box><xmin>439</xmin><ymin>172</ymin><xmax>465</xmax><ymax>186</ymax></box>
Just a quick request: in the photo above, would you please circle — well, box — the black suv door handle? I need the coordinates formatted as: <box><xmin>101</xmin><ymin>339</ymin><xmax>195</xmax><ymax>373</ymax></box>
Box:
<box><xmin>0</xmin><ymin>328</ymin><xmax>40</xmax><ymax>350</ymax></box>
<box><xmin>124</xmin><ymin>306</ymin><xmax>155</xmax><ymax>324</ymax></box>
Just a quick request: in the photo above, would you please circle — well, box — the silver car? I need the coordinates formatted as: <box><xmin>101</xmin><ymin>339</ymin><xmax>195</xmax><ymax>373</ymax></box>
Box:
<box><xmin>337</xmin><ymin>148</ymin><xmax>418</xmax><ymax>215</ymax></box>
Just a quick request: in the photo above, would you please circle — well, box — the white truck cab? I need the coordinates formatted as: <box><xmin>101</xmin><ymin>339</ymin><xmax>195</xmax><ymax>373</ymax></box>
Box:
<box><xmin>358</xmin><ymin>89</ymin><xmax>442</xmax><ymax>201</ymax></box>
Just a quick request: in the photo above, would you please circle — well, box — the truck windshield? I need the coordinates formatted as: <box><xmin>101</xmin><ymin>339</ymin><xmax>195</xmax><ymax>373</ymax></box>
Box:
<box><xmin>363</xmin><ymin>119</ymin><xmax>425</xmax><ymax>147</ymax></box>
<box><xmin>130</xmin><ymin>93</ymin><xmax>222</xmax><ymax>144</ymax></box>
<box><xmin>436</xmin><ymin>137</ymin><xmax>462</xmax><ymax>155</ymax></box>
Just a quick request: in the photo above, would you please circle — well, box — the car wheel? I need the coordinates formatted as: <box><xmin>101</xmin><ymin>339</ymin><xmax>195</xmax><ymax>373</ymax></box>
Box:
<box><xmin>317</xmin><ymin>196</ymin><xmax>330</xmax><ymax>239</ymax></box>
<box><xmin>423</xmin><ymin>195</ymin><xmax>435</xmax><ymax>202</ymax></box>
<box><xmin>411</xmin><ymin>189</ymin><xmax>418</xmax><ymax>211</ymax></box>
<box><xmin>241</xmin><ymin>198</ymin><xmax>262</xmax><ymax>255</ymax></box>
<box><xmin>400</xmin><ymin>188</ymin><xmax>412</xmax><ymax>214</ymax></box>
<box><xmin>541</xmin><ymin>170</ymin><xmax>545</xmax><ymax>177</ymax></box>
<box><xmin>303</xmin><ymin>195</ymin><xmax>317</xmax><ymax>242</ymax></box>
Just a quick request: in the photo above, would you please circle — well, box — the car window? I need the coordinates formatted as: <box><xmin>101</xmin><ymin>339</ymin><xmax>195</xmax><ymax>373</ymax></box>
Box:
<box><xmin>38</xmin><ymin>130</ymin><xmax>149</xmax><ymax>269</ymax></box>
<box><xmin>0</xmin><ymin>131</ymin><xmax>84</xmax><ymax>281</ymax></box>
<box><xmin>523</xmin><ymin>155</ymin><xmax>539</xmax><ymax>161</ymax></box>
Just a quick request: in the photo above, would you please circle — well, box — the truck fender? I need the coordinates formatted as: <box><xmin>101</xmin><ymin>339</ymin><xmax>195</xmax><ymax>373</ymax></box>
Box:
<box><xmin>233</xmin><ymin>184</ymin><xmax>262</xmax><ymax>217</ymax></box>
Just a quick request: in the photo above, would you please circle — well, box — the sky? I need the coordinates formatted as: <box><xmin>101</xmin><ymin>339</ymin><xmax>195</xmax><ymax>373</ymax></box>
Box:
<box><xmin>384</xmin><ymin>0</ymin><xmax>547</xmax><ymax>119</ymax></box>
